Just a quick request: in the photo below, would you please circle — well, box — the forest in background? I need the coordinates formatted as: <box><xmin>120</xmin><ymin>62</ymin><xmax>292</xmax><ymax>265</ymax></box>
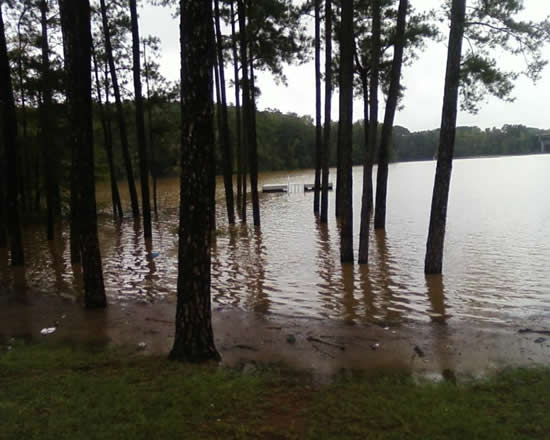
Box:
<box><xmin>16</xmin><ymin>102</ymin><xmax>547</xmax><ymax>185</ymax></box>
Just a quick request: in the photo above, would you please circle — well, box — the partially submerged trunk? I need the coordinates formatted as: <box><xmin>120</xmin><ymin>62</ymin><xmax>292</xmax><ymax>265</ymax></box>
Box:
<box><xmin>320</xmin><ymin>0</ymin><xmax>332</xmax><ymax>224</ymax></box>
<box><xmin>374</xmin><ymin>0</ymin><xmax>408</xmax><ymax>230</ymax></box>
<box><xmin>230</xmin><ymin>0</ymin><xmax>243</xmax><ymax>217</ymax></box>
<box><xmin>237</xmin><ymin>0</ymin><xmax>251</xmax><ymax>224</ymax></box>
<box><xmin>214</xmin><ymin>0</ymin><xmax>236</xmax><ymax>225</ymax></box>
<box><xmin>357</xmin><ymin>69</ymin><xmax>371</xmax><ymax>263</ymax></box>
<box><xmin>424</xmin><ymin>0</ymin><xmax>466</xmax><ymax>274</ymax></box>
<box><xmin>40</xmin><ymin>0</ymin><xmax>56</xmax><ymax>241</ymax></box>
<box><xmin>337</xmin><ymin>0</ymin><xmax>354</xmax><ymax>263</ymax></box>
<box><xmin>143</xmin><ymin>41</ymin><xmax>158</xmax><ymax>216</ymax></box>
<box><xmin>129</xmin><ymin>0</ymin><xmax>152</xmax><ymax>238</ymax></box>
<box><xmin>0</xmin><ymin>5</ymin><xmax>24</xmax><ymax>266</ymax></box>
<box><xmin>249</xmin><ymin>61</ymin><xmax>260</xmax><ymax>227</ymax></box>
<box><xmin>59</xmin><ymin>0</ymin><xmax>106</xmax><ymax>308</ymax></box>
<box><xmin>92</xmin><ymin>45</ymin><xmax>123</xmax><ymax>219</ymax></box>
<box><xmin>99</xmin><ymin>0</ymin><xmax>140</xmax><ymax>218</ymax></box>
<box><xmin>358</xmin><ymin>0</ymin><xmax>381</xmax><ymax>264</ymax></box>
<box><xmin>313</xmin><ymin>0</ymin><xmax>322</xmax><ymax>215</ymax></box>
<box><xmin>170</xmin><ymin>0</ymin><xmax>220</xmax><ymax>363</ymax></box>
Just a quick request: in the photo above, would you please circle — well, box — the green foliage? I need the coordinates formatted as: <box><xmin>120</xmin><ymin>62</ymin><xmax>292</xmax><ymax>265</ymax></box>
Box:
<box><xmin>450</xmin><ymin>0</ymin><xmax>550</xmax><ymax>113</ymax></box>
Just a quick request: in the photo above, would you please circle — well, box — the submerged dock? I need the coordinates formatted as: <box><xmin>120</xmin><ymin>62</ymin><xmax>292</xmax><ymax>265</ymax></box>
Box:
<box><xmin>262</xmin><ymin>183</ymin><xmax>334</xmax><ymax>193</ymax></box>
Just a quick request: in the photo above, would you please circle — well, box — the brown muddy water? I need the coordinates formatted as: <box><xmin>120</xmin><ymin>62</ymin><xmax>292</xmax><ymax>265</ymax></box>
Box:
<box><xmin>1</xmin><ymin>155</ymin><xmax>550</xmax><ymax>329</ymax></box>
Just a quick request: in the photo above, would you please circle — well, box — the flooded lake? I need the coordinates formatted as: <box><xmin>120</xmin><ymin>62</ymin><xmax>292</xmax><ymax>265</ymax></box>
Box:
<box><xmin>2</xmin><ymin>154</ymin><xmax>550</xmax><ymax>327</ymax></box>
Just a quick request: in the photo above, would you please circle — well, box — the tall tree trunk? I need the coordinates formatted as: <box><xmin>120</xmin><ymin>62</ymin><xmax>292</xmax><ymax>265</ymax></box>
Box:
<box><xmin>358</xmin><ymin>0</ymin><xmax>381</xmax><ymax>263</ymax></box>
<box><xmin>320</xmin><ymin>0</ymin><xmax>332</xmax><ymax>224</ymax></box>
<box><xmin>92</xmin><ymin>44</ymin><xmax>123</xmax><ymax>219</ymax></box>
<box><xmin>230</xmin><ymin>0</ymin><xmax>242</xmax><ymax>217</ymax></box>
<box><xmin>99</xmin><ymin>0</ymin><xmax>140</xmax><ymax>218</ymax></box>
<box><xmin>214</xmin><ymin>0</ymin><xmax>235</xmax><ymax>225</ymax></box>
<box><xmin>337</xmin><ymin>0</ymin><xmax>354</xmax><ymax>263</ymax></box>
<box><xmin>357</xmin><ymin>68</ymin><xmax>371</xmax><ymax>263</ymax></box>
<box><xmin>237</xmin><ymin>0</ymin><xmax>251</xmax><ymax>224</ymax></box>
<box><xmin>0</xmin><ymin>5</ymin><xmax>24</xmax><ymax>266</ymax></box>
<box><xmin>0</xmin><ymin>178</ymin><xmax>6</xmax><ymax>248</ymax></box>
<box><xmin>213</xmin><ymin>56</ymin><xmax>221</xmax><ymax>232</ymax></box>
<box><xmin>374</xmin><ymin>0</ymin><xmax>408</xmax><ymax>230</ymax></box>
<box><xmin>59</xmin><ymin>0</ymin><xmax>107</xmax><ymax>308</ymax></box>
<box><xmin>249</xmin><ymin>60</ymin><xmax>260</xmax><ymax>227</ymax></box>
<box><xmin>16</xmin><ymin>7</ymin><xmax>29</xmax><ymax>213</ymax></box>
<box><xmin>129</xmin><ymin>0</ymin><xmax>152</xmax><ymax>238</ymax></box>
<box><xmin>40</xmin><ymin>0</ymin><xmax>56</xmax><ymax>241</ymax></box>
<box><xmin>170</xmin><ymin>0</ymin><xmax>220</xmax><ymax>363</ymax></box>
<box><xmin>313</xmin><ymin>0</ymin><xmax>322</xmax><ymax>215</ymax></box>
<box><xmin>143</xmin><ymin>41</ymin><xmax>158</xmax><ymax>216</ymax></box>
<box><xmin>425</xmin><ymin>0</ymin><xmax>466</xmax><ymax>274</ymax></box>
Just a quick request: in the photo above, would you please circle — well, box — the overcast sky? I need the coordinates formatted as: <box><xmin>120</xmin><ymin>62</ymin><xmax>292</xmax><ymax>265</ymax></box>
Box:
<box><xmin>140</xmin><ymin>0</ymin><xmax>550</xmax><ymax>132</ymax></box>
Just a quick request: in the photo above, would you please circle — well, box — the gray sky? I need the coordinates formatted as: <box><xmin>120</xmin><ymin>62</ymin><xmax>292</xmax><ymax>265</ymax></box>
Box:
<box><xmin>140</xmin><ymin>0</ymin><xmax>550</xmax><ymax>132</ymax></box>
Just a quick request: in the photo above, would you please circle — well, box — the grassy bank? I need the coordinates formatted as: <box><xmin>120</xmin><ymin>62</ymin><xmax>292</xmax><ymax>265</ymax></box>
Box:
<box><xmin>1</xmin><ymin>343</ymin><xmax>549</xmax><ymax>439</ymax></box>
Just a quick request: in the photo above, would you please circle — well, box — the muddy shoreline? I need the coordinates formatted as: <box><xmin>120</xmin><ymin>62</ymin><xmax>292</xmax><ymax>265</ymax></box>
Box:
<box><xmin>1</xmin><ymin>290</ymin><xmax>550</xmax><ymax>378</ymax></box>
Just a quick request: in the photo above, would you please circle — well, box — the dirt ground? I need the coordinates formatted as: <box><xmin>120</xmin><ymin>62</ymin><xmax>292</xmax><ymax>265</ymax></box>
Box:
<box><xmin>1</xmin><ymin>289</ymin><xmax>550</xmax><ymax>379</ymax></box>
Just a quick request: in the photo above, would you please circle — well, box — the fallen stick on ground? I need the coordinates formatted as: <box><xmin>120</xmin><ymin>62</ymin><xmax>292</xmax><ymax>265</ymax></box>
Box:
<box><xmin>307</xmin><ymin>336</ymin><xmax>345</xmax><ymax>351</ymax></box>
<box><xmin>518</xmin><ymin>328</ymin><xmax>550</xmax><ymax>335</ymax></box>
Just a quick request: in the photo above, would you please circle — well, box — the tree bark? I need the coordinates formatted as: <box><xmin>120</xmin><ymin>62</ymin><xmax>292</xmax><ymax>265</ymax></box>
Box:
<box><xmin>59</xmin><ymin>0</ymin><xmax>107</xmax><ymax>308</ymax></box>
<box><xmin>129</xmin><ymin>0</ymin><xmax>152</xmax><ymax>238</ymax></box>
<box><xmin>357</xmin><ymin>68</ymin><xmax>371</xmax><ymax>263</ymax></box>
<box><xmin>16</xmin><ymin>6</ymin><xmax>29</xmax><ymax>213</ymax></box>
<box><xmin>92</xmin><ymin>44</ymin><xmax>123</xmax><ymax>219</ymax></box>
<box><xmin>170</xmin><ymin>0</ymin><xmax>220</xmax><ymax>363</ymax></box>
<box><xmin>143</xmin><ymin>41</ymin><xmax>158</xmax><ymax>216</ymax></box>
<box><xmin>99</xmin><ymin>0</ymin><xmax>140</xmax><ymax>218</ymax></box>
<box><xmin>358</xmin><ymin>0</ymin><xmax>381</xmax><ymax>263</ymax></box>
<box><xmin>237</xmin><ymin>0</ymin><xmax>251</xmax><ymax>224</ymax></box>
<box><xmin>425</xmin><ymin>0</ymin><xmax>466</xmax><ymax>274</ymax></box>
<box><xmin>0</xmin><ymin>178</ymin><xmax>6</xmax><ymax>249</ymax></box>
<box><xmin>229</xmin><ymin>0</ymin><xmax>243</xmax><ymax>218</ymax></box>
<box><xmin>0</xmin><ymin>5</ymin><xmax>24</xmax><ymax>266</ymax></box>
<box><xmin>374</xmin><ymin>0</ymin><xmax>408</xmax><ymax>230</ymax></box>
<box><xmin>249</xmin><ymin>60</ymin><xmax>260</xmax><ymax>227</ymax></box>
<box><xmin>320</xmin><ymin>0</ymin><xmax>332</xmax><ymax>224</ymax></box>
<box><xmin>214</xmin><ymin>0</ymin><xmax>236</xmax><ymax>225</ymax></box>
<box><xmin>40</xmin><ymin>0</ymin><xmax>57</xmax><ymax>241</ymax></box>
<box><xmin>313</xmin><ymin>0</ymin><xmax>322</xmax><ymax>215</ymax></box>
<box><xmin>337</xmin><ymin>0</ymin><xmax>354</xmax><ymax>263</ymax></box>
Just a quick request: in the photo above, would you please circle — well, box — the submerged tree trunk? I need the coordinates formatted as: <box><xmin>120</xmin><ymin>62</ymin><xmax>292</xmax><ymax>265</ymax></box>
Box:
<box><xmin>59</xmin><ymin>0</ymin><xmax>107</xmax><ymax>308</ymax></box>
<box><xmin>143</xmin><ymin>42</ymin><xmax>158</xmax><ymax>216</ymax></box>
<box><xmin>320</xmin><ymin>0</ymin><xmax>332</xmax><ymax>224</ymax></box>
<box><xmin>229</xmin><ymin>0</ymin><xmax>242</xmax><ymax>217</ymax></box>
<box><xmin>212</xmin><ymin>55</ymin><xmax>220</xmax><ymax>232</ymax></box>
<box><xmin>249</xmin><ymin>61</ymin><xmax>260</xmax><ymax>227</ymax></box>
<box><xmin>214</xmin><ymin>0</ymin><xmax>236</xmax><ymax>225</ymax></box>
<box><xmin>358</xmin><ymin>0</ymin><xmax>381</xmax><ymax>263</ymax></box>
<box><xmin>357</xmin><ymin>69</ymin><xmax>371</xmax><ymax>263</ymax></box>
<box><xmin>237</xmin><ymin>0</ymin><xmax>251</xmax><ymax>224</ymax></box>
<box><xmin>374</xmin><ymin>0</ymin><xmax>408</xmax><ymax>230</ymax></box>
<box><xmin>170</xmin><ymin>0</ymin><xmax>220</xmax><ymax>363</ymax></box>
<box><xmin>425</xmin><ymin>0</ymin><xmax>466</xmax><ymax>274</ymax></box>
<box><xmin>374</xmin><ymin>0</ymin><xmax>408</xmax><ymax>229</ymax></box>
<box><xmin>40</xmin><ymin>0</ymin><xmax>56</xmax><ymax>241</ymax></box>
<box><xmin>16</xmin><ymin>8</ymin><xmax>29</xmax><ymax>213</ymax></box>
<box><xmin>99</xmin><ymin>0</ymin><xmax>140</xmax><ymax>218</ymax></box>
<box><xmin>130</xmin><ymin>0</ymin><xmax>152</xmax><ymax>238</ymax></box>
<box><xmin>337</xmin><ymin>0</ymin><xmax>354</xmax><ymax>263</ymax></box>
<box><xmin>0</xmin><ymin>5</ymin><xmax>24</xmax><ymax>266</ymax></box>
<box><xmin>92</xmin><ymin>45</ymin><xmax>123</xmax><ymax>219</ymax></box>
<box><xmin>313</xmin><ymin>0</ymin><xmax>322</xmax><ymax>215</ymax></box>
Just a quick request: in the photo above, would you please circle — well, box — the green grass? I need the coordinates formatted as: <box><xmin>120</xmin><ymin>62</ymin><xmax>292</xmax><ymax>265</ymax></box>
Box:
<box><xmin>1</xmin><ymin>342</ymin><xmax>550</xmax><ymax>439</ymax></box>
